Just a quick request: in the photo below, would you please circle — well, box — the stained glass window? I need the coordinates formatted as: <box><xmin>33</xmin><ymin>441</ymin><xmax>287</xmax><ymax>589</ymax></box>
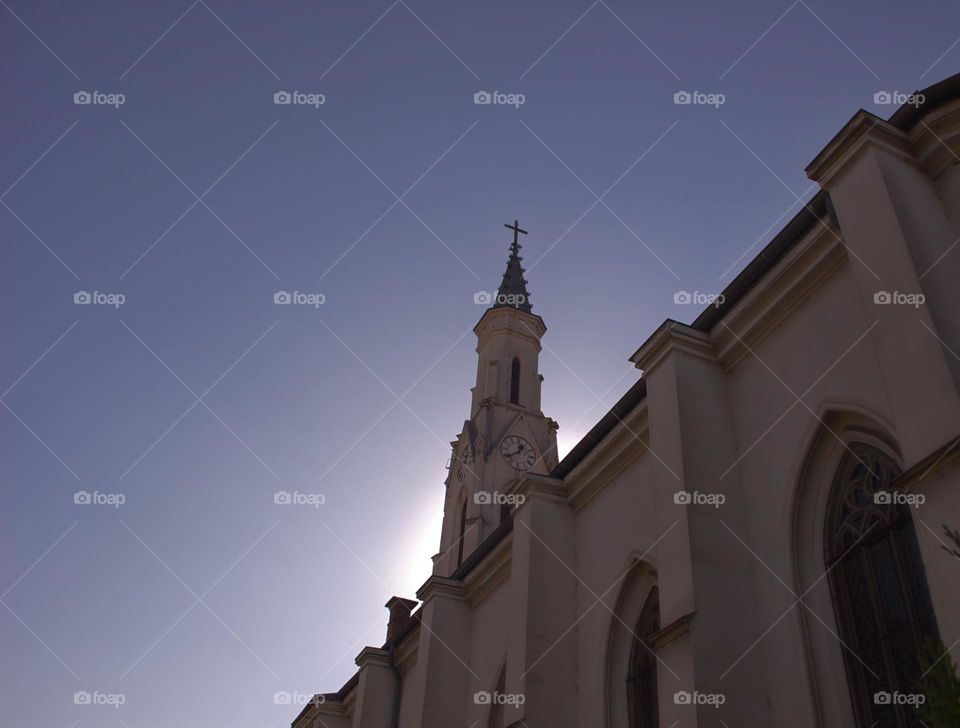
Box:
<box><xmin>627</xmin><ymin>587</ymin><xmax>660</xmax><ymax>728</ymax></box>
<box><xmin>825</xmin><ymin>444</ymin><xmax>939</xmax><ymax>727</ymax></box>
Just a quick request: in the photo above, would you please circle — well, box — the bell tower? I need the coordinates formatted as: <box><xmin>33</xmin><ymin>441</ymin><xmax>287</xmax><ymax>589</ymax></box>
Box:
<box><xmin>434</xmin><ymin>221</ymin><xmax>559</xmax><ymax>576</ymax></box>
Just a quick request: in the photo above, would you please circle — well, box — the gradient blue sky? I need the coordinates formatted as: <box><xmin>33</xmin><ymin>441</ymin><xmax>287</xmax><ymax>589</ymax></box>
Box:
<box><xmin>2</xmin><ymin>1</ymin><xmax>957</xmax><ymax>725</ymax></box>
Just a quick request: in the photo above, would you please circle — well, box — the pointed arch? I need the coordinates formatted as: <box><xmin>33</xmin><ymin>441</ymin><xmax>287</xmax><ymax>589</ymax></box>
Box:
<box><xmin>510</xmin><ymin>356</ymin><xmax>521</xmax><ymax>405</ymax></box>
<box><xmin>824</xmin><ymin>443</ymin><xmax>939</xmax><ymax>726</ymax></box>
<box><xmin>487</xmin><ymin>661</ymin><xmax>507</xmax><ymax>728</ymax></box>
<box><xmin>627</xmin><ymin>587</ymin><xmax>660</xmax><ymax>728</ymax></box>
<box><xmin>605</xmin><ymin>559</ymin><xmax>660</xmax><ymax>728</ymax></box>
<box><xmin>793</xmin><ymin>409</ymin><xmax>939</xmax><ymax>727</ymax></box>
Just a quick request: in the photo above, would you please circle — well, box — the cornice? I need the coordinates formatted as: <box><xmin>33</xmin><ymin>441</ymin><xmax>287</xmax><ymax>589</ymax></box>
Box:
<box><xmin>630</xmin><ymin>321</ymin><xmax>715</xmax><ymax>375</ymax></box>
<box><xmin>806</xmin><ymin>110</ymin><xmax>913</xmax><ymax>186</ymax></box>
<box><xmin>416</xmin><ymin>575</ymin><xmax>467</xmax><ymax>603</ymax></box>
<box><xmin>514</xmin><ymin>472</ymin><xmax>567</xmax><ymax>503</ymax></box>
<box><xmin>355</xmin><ymin>646</ymin><xmax>391</xmax><ymax>669</ymax></box>
<box><xmin>473</xmin><ymin>306</ymin><xmax>546</xmax><ymax>349</ymax></box>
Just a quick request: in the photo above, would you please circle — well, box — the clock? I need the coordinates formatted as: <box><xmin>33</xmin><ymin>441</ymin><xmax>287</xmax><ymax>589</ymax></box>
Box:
<box><xmin>499</xmin><ymin>435</ymin><xmax>536</xmax><ymax>471</ymax></box>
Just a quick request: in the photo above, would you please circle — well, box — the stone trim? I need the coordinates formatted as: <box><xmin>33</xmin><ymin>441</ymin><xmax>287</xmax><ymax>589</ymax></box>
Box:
<box><xmin>416</xmin><ymin>575</ymin><xmax>468</xmax><ymax>603</ymax></box>
<box><xmin>355</xmin><ymin>646</ymin><xmax>392</xmax><ymax>669</ymax></box>
<box><xmin>806</xmin><ymin>110</ymin><xmax>913</xmax><ymax>186</ymax></box>
<box><xmin>650</xmin><ymin>610</ymin><xmax>694</xmax><ymax>652</ymax></box>
<box><xmin>894</xmin><ymin>435</ymin><xmax>960</xmax><ymax>492</ymax></box>
<box><xmin>630</xmin><ymin>321</ymin><xmax>716</xmax><ymax>375</ymax></box>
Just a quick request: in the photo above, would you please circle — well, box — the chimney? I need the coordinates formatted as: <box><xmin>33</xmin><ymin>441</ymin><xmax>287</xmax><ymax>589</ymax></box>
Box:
<box><xmin>385</xmin><ymin>596</ymin><xmax>417</xmax><ymax>644</ymax></box>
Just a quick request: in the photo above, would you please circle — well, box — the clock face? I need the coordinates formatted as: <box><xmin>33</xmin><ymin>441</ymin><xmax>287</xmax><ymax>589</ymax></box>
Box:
<box><xmin>499</xmin><ymin>435</ymin><xmax>536</xmax><ymax>471</ymax></box>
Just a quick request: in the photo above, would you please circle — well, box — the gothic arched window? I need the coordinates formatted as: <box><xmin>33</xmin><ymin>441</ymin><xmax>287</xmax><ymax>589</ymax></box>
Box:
<box><xmin>825</xmin><ymin>444</ymin><xmax>939</xmax><ymax>727</ymax></box>
<box><xmin>510</xmin><ymin>357</ymin><xmax>521</xmax><ymax>405</ymax></box>
<box><xmin>487</xmin><ymin>666</ymin><xmax>506</xmax><ymax>728</ymax></box>
<box><xmin>626</xmin><ymin>587</ymin><xmax>660</xmax><ymax>728</ymax></box>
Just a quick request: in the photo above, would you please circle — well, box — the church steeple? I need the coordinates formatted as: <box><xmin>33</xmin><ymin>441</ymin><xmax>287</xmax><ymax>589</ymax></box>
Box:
<box><xmin>494</xmin><ymin>220</ymin><xmax>533</xmax><ymax>313</ymax></box>
<box><xmin>434</xmin><ymin>220</ymin><xmax>558</xmax><ymax>577</ymax></box>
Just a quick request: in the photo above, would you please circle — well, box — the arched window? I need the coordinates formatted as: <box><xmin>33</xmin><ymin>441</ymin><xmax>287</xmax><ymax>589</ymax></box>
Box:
<box><xmin>487</xmin><ymin>665</ymin><xmax>506</xmax><ymax>728</ymax></box>
<box><xmin>627</xmin><ymin>587</ymin><xmax>660</xmax><ymax>728</ymax></box>
<box><xmin>510</xmin><ymin>357</ymin><xmax>521</xmax><ymax>405</ymax></box>
<box><xmin>456</xmin><ymin>501</ymin><xmax>467</xmax><ymax>567</ymax></box>
<box><xmin>825</xmin><ymin>444</ymin><xmax>939</xmax><ymax>727</ymax></box>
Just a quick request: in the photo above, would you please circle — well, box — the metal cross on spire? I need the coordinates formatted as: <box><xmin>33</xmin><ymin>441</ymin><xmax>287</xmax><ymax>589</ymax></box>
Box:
<box><xmin>504</xmin><ymin>219</ymin><xmax>528</xmax><ymax>250</ymax></box>
<box><xmin>494</xmin><ymin>219</ymin><xmax>533</xmax><ymax>313</ymax></box>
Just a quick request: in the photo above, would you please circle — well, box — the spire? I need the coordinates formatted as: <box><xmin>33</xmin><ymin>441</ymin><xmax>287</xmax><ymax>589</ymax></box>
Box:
<box><xmin>495</xmin><ymin>219</ymin><xmax>533</xmax><ymax>313</ymax></box>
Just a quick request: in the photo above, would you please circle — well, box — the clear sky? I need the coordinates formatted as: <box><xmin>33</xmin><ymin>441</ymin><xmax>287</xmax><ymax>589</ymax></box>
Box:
<box><xmin>2</xmin><ymin>1</ymin><xmax>957</xmax><ymax>725</ymax></box>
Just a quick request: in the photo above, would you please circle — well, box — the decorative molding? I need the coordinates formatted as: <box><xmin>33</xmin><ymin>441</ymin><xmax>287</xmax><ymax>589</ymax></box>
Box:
<box><xmin>650</xmin><ymin>610</ymin><xmax>694</xmax><ymax>652</ymax></box>
<box><xmin>473</xmin><ymin>306</ymin><xmax>546</xmax><ymax>351</ymax></box>
<box><xmin>806</xmin><ymin>110</ymin><xmax>913</xmax><ymax>186</ymax></box>
<box><xmin>355</xmin><ymin>646</ymin><xmax>392</xmax><ymax>669</ymax></box>
<box><xmin>630</xmin><ymin>321</ymin><xmax>715</xmax><ymax>375</ymax></box>
<box><xmin>416</xmin><ymin>575</ymin><xmax>467</xmax><ymax>603</ymax></box>
<box><xmin>894</xmin><ymin>435</ymin><xmax>960</xmax><ymax>492</ymax></box>
<box><xmin>514</xmin><ymin>472</ymin><xmax>566</xmax><ymax>503</ymax></box>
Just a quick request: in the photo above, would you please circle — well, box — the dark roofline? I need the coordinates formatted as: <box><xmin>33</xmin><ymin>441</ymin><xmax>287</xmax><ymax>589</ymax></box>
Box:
<box><xmin>549</xmin><ymin>378</ymin><xmax>647</xmax><ymax>479</ymax></box>
<box><xmin>887</xmin><ymin>72</ymin><xmax>960</xmax><ymax>132</ymax></box>
<box><xmin>689</xmin><ymin>190</ymin><xmax>830</xmax><ymax>333</ymax></box>
<box><xmin>321</xmin><ymin>671</ymin><xmax>358</xmax><ymax>705</ymax></box>
<box><xmin>304</xmin><ymin>515</ymin><xmax>514</xmax><ymax>718</ymax></box>
<box><xmin>548</xmin><ymin>71</ymin><xmax>960</xmax><ymax>483</ymax></box>
<box><xmin>451</xmin><ymin>511</ymin><xmax>514</xmax><ymax>580</ymax></box>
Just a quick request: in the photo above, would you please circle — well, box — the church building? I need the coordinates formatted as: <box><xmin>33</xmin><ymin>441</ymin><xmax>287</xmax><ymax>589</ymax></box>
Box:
<box><xmin>292</xmin><ymin>73</ymin><xmax>960</xmax><ymax>727</ymax></box>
